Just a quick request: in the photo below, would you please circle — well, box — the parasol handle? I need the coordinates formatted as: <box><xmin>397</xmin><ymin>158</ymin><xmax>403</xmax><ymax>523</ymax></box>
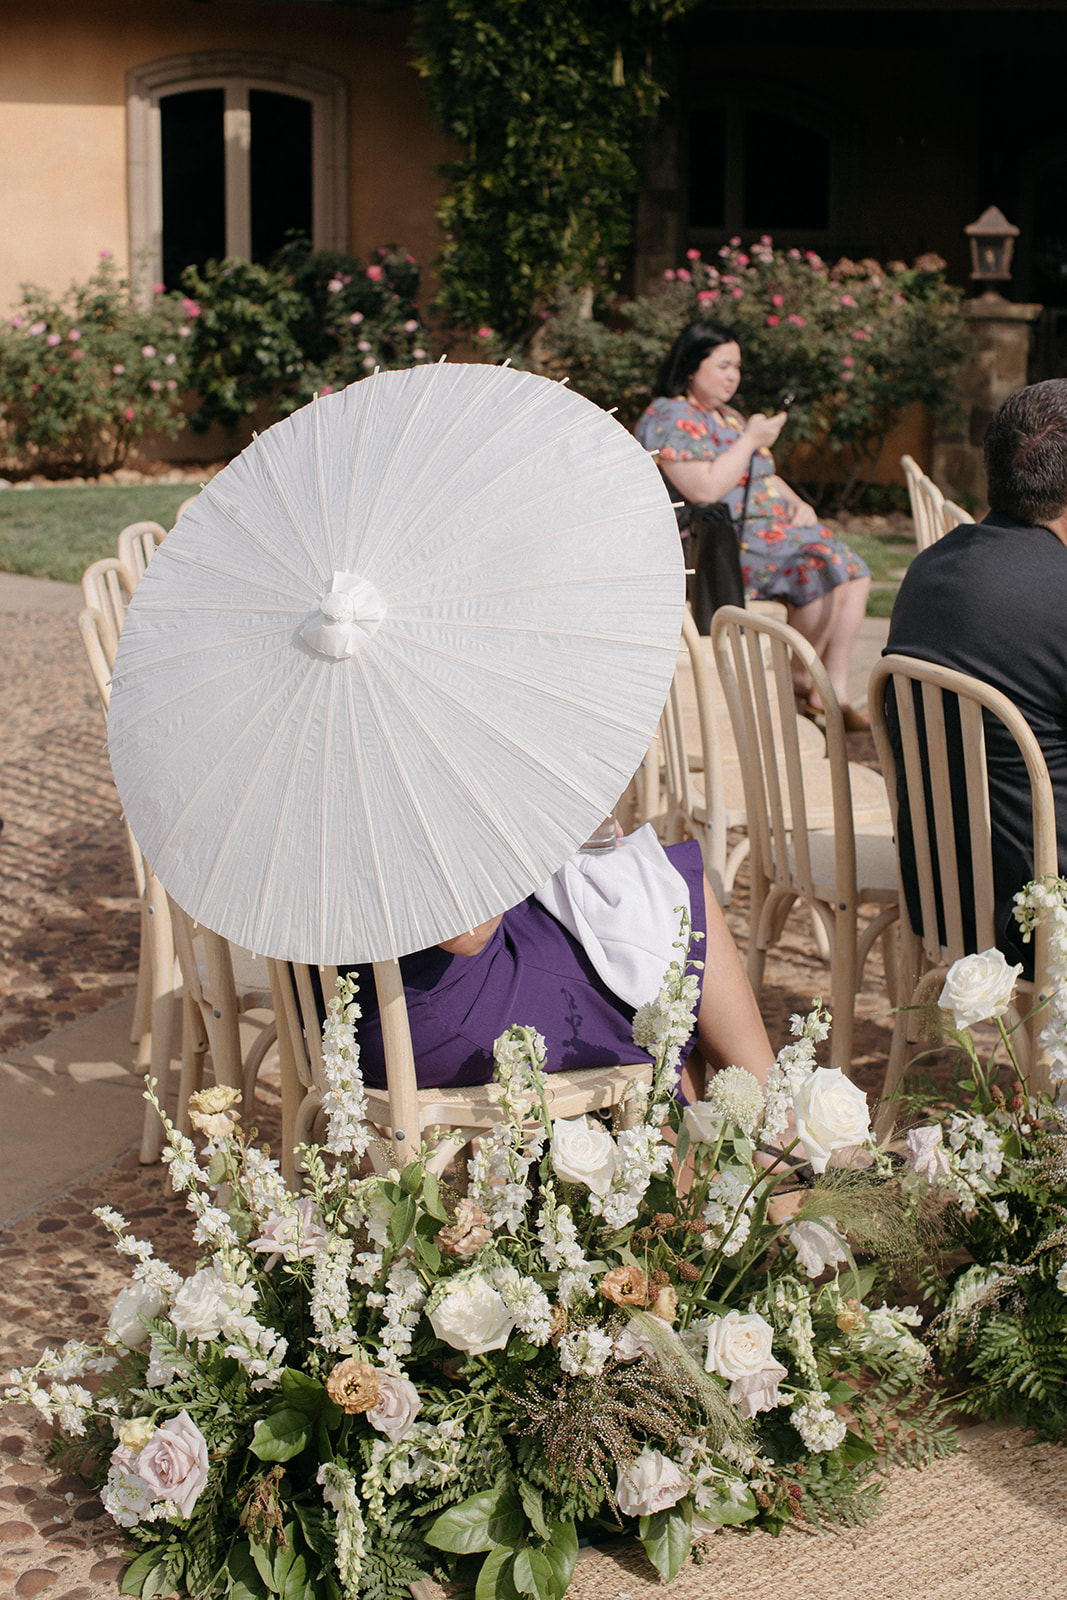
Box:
<box><xmin>372</xmin><ymin>959</ymin><xmax>420</xmax><ymax>1167</ymax></box>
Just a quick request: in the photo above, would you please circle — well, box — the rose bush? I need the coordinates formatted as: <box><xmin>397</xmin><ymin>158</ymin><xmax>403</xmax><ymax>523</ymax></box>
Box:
<box><xmin>792</xmin><ymin>1066</ymin><xmax>871</xmax><ymax>1173</ymax></box>
<box><xmin>938</xmin><ymin>949</ymin><xmax>1023</xmax><ymax>1031</ymax></box>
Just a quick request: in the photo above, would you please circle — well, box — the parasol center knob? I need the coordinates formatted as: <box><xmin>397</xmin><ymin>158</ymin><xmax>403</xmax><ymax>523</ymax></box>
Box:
<box><xmin>300</xmin><ymin>571</ymin><xmax>386</xmax><ymax>660</ymax></box>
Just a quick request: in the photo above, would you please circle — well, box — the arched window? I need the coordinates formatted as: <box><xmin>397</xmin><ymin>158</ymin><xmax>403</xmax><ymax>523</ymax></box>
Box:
<box><xmin>127</xmin><ymin>53</ymin><xmax>348</xmax><ymax>293</ymax></box>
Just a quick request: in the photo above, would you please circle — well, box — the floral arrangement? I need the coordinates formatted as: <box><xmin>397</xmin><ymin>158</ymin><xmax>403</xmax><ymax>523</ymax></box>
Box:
<box><xmin>5</xmin><ymin>933</ymin><xmax>952</xmax><ymax>1600</ymax></box>
<box><xmin>898</xmin><ymin>877</ymin><xmax>1067</xmax><ymax>1438</ymax></box>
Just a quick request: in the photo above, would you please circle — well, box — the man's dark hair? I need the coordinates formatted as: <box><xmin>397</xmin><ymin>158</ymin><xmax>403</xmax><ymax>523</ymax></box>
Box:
<box><xmin>653</xmin><ymin>320</ymin><xmax>739</xmax><ymax>398</ymax></box>
<box><xmin>985</xmin><ymin>379</ymin><xmax>1067</xmax><ymax>525</ymax></box>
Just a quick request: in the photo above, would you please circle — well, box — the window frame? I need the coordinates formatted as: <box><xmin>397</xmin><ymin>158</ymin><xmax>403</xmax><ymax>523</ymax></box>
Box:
<box><xmin>127</xmin><ymin>52</ymin><xmax>348</xmax><ymax>296</ymax></box>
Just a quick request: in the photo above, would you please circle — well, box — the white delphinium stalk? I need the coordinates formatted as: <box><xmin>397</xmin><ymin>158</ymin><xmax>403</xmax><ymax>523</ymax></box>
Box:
<box><xmin>755</xmin><ymin>1276</ymin><xmax>819</xmax><ymax>1387</ymax></box>
<box><xmin>1015</xmin><ymin>877</ymin><xmax>1067</xmax><ymax>1083</ymax></box>
<box><xmin>790</xmin><ymin>1393</ymin><xmax>847</xmax><ymax>1451</ymax></box>
<box><xmin>761</xmin><ymin>1004</ymin><xmax>830</xmax><ymax>1143</ymax></box>
<box><xmin>558</xmin><ymin>1324</ymin><xmax>614</xmax><ymax>1377</ymax></box>
<box><xmin>317</xmin><ymin>1461</ymin><xmax>366</xmax><ymax>1600</ymax></box>
<box><xmin>3</xmin><ymin>1353</ymin><xmax>97</xmax><ymax>1435</ymax></box>
<box><xmin>362</xmin><ymin>1417</ymin><xmax>466</xmax><ymax>1520</ymax></box>
<box><xmin>242</xmin><ymin>1144</ymin><xmax>291</xmax><ymax>1221</ymax></box>
<box><xmin>557</xmin><ymin>1269</ymin><xmax>596</xmax><ymax>1309</ymax></box>
<box><xmin>92</xmin><ymin>1207</ymin><xmax>182</xmax><ymax>1299</ymax></box>
<box><xmin>493</xmin><ymin>1265</ymin><xmax>553</xmax><ymax>1345</ymax></box>
<box><xmin>376</xmin><ymin>1263</ymin><xmax>427</xmax><ymax>1373</ymax></box>
<box><xmin>632</xmin><ymin>919</ymin><xmax>703</xmax><ymax>1102</ymax></box>
<box><xmin>320</xmin><ymin>977</ymin><xmax>372</xmax><ymax>1159</ymax></box>
<box><xmin>536</xmin><ymin>1184</ymin><xmax>589</xmax><ymax>1272</ymax></box>
<box><xmin>701</xmin><ymin>1168</ymin><xmax>757</xmax><ymax>1257</ymax></box>
<box><xmin>310</xmin><ymin>1237</ymin><xmax>355</xmax><ymax>1340</ymax></box>
<box><xmin>468</xmin><ymin>1027</ymin><xmax>547</xmax><ymax>1232</ymax></box>
<box><xmin>852</xmin><ymin>1302</ymin><xmax>929</xmax><ymax>1370</ymax></box>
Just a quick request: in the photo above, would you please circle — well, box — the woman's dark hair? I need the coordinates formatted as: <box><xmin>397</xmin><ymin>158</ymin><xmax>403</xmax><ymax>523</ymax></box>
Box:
<box><xmin>653</xmin><ymin>320</ymin><xmax>739</xmax><ymax>399</ymax></box>
<box><xmin>985</xmin><ymin>379</ymin><xmax>1067</xmax><ymax>525</ymax></box>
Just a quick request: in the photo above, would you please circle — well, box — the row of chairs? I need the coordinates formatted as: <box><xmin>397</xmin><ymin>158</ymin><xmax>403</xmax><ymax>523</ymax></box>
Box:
<box><xmin>78</xmin><ymin>519</ymin><xmax>1056</xmax><ymax>1181</ymax></box>
<box><xmin>901</xmin><ymin>454</ymin><xmax>974</xmax><ymax>551</ymax></box>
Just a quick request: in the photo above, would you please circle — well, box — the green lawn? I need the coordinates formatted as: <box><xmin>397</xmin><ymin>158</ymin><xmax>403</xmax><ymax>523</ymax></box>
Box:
<box><xmin>830</xmin><ymin>524</ymin><xmax>914</xmax><ymax>619</ymax></box>
<box><xmin>0</xmin><ymin>483</ymin><xmax>195</xmax><ymax>585</ymax></box>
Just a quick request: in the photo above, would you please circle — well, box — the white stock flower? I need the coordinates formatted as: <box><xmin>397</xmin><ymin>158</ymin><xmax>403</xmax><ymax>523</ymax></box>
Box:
<box><xmin>428</xmin><ymin>1276</ymin><xmax>516</xmax><ymax>1355</ymax></box>
<box><xmin>792</xmin><ymin>1068</ymin><xmax>871</xmax><ymax>1173</ymax></box>
<box><xmin>789</xmin><ymin>1218</ymin><xmax>850</xmax><ymax>1279</ymax></box>
<box><xmin>703</xmin><ymin>1310</ymin><xmax>776</xmax><ymax>1380</ymax></box>
<box><xmin>938</xmin><ymin>949</ymin><xmax>1022</xmax><ymax>1031</ymax></box>
<box><xmin>107</xmin><ymin>1281</ymin><xmax>167</xmax><ymax>1349</ymax></box>
<box><xmin>790</xmin><ymin>1393</ymin><xmax>847</xmax><ymax>1452</ymax></box>
<box><xmin>558</xmin><ymin>1325</ymin><xmax>614</xmax><ymax>1377</ymax></box>
<box><xmin>904</xmin><ymin>1124</ymin><xmax>952</xmax><ymax>1183</ymax></box>
<box><xmin>615</xmin><ymin>1450</ymin><xmax>688</xmax><ymax>1518</ymax></box>
<box><xmin>550</xmin><ymin>1116</ymin><xmax>618</xmax><ymax>1197</ymax></box>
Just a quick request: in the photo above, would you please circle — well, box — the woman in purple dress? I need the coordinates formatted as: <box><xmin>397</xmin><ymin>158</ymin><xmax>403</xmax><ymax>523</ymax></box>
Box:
<box><xmin>635</xmin><ymin>321</ymin><xmax>872</xmax><ymax>730</ymax></box>
<box><xmin>344</xmin><ymin>836</ymin><xmax>775</xmax><ymax>1106</ymax></box>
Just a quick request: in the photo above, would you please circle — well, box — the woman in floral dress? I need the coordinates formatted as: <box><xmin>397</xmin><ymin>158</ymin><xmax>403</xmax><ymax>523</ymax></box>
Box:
<box><xmin>636</xmin><ymin>320</ymin><xmax>872</xmax><ymax>729</ymax></box>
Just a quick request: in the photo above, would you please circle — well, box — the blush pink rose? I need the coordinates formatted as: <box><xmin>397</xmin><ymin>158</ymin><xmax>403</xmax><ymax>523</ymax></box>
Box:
<box><xmin>615</xmin><ymin>1450</ymin><xmax>687</xmax><ymax>1517</ymax></box>
<box><xmin>366</xmin><ymin>1373</ymin><xmax>421</xmax><ymax>1441</ymax></box>
<box><xmin>133</xmin><ymin>1410</ymin><xmax>209</xmax><ymax>1518</ymax></box>
<box><xmin>366</xmin><ymin>265</ymin><xmax>383</xmax><ymax>281</ymax></box>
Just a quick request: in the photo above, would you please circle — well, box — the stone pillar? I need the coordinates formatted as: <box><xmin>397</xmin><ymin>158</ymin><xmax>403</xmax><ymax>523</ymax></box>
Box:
<box><xmin>932</xmin><ymin>298</ymin><xmax>1042</xmax><ymax>506</ymax></box>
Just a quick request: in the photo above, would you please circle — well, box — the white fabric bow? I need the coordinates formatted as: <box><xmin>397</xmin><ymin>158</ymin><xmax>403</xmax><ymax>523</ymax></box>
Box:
<box><xmin>534</xmin><ymin>823</ymin><xmax>692</xmax><ymax>1009</ymax></box>
<box><xmin>300</xmin><ymin>571</ymin><xmax>386</xmax><ymax>660</ymax></box>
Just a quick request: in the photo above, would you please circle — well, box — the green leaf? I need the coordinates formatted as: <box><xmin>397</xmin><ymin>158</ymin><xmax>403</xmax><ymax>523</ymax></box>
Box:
<box><xmin>513</xmin><ymin>1548</ymin><xmax>555</xmax><ymax>1600</ymax></box>
<box><xmin>280</xmin><ymin>1370</ymin><xmax>329</xmax><ymax>1413</ymax></box>
<box><xmin>425</xmin><ymin>1489</ymin><xmax>502</xmax><ymax>1554</ymax></box>
<box><xmin>540</xmin><ymin>1521</ymin><xmax>578</xmax><ymax>1598</ymax></box>
<box><xmin>273</xmin><ymin>1527</ymin><xmax>298</xmax><ymax>1590</ymax></box>
<box><xmin>422</xmin><ymin>1169</ymin><xmax>449</xmax><ymax>1222</ymax></box>
<box><xmin>281</xmin><ymin>1548</ymin><xmax>311</xmax><ymax>1600</ymax></box>
<box><xmin>518</xmin><ymin>1479</ymin><xmax>550</xmax><ymax>1542</ymax></box>
<box><xmin>823</xmin><ymin>1378</ymin><xmax>857</xmax><ymax>1405</ymax></box>
<box><xmin>475</xmin><ymin>1544</ymin><xmax>523</xmax><ymax>1600</ymax></box>
<box><xmin>413</xmin><ymin>1221</ymin><xmax>443</xmax><ymax>1273</ymax></box>
<box><xmin>227</xmin><ymin>1540</ymin><xmax>270</xmax><ymax>1600</ymax></box>
<box><xmin>689</xmin><ymin>1488</ymin><xmax>758</xmax><ymax>1527</ymax></box>
<box><xmin>838</xmin><ymin>1429</ymin><xmax>880</xmax><ymax>1464</ymax></box>
<box><xmin>249</xmin><ymin>1409</ymin><xmax>310</xmax><ymax>1462</ymax></box>
<box><xmin>486</xmin><ymin>1490</ymin><xmax>524</xmax><ymax>1548</ymax></box>
<box><xmin>399</xmin><ymin>1160</ymin><xmax>424</xmax><ymax>1196</ymax></box>
<box><xmin>248</xmin><ymin>1537</ymin><xmax>279</xmax><ymax>1592</ymax></box>
<box><xmin>674</xmin><ymin>1121</ymin><xmax>691</xmax><ymax>1166</ymax></box>
<box><xmin>388</xmin><ymin>1193</ymin><xmax>417</xmax><ymax>1250</ymax></box>
<box><xmin>120</xmin><ymin>1551</ymin><xmax>169</xmax><ymax>1597</ymax></box>
<box><xmin>638</xmin><ymin>1504</ymin><xmax>692</xmax><ymax>1582</ymax></box>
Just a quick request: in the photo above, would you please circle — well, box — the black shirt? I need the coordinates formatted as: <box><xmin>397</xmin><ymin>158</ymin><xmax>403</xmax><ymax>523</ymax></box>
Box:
<box><xmin>884</xmin><ymin>510</ymin><xmax>1067</xmax><ymax>966</ymax></box>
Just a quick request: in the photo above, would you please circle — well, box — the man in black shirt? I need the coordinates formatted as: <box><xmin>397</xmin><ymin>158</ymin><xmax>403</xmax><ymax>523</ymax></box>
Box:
<box><xmin>885</xmin><ymin>380</ymin><xmax>1067</xmax><ymax>965</ymax></box>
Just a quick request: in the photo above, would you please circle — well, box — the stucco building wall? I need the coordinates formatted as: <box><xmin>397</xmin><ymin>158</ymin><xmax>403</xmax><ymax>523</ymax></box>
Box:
<box><xmin>0</xmin><ymin>0</ymin><xmax>446</xmax><ymax>311</ymax></box>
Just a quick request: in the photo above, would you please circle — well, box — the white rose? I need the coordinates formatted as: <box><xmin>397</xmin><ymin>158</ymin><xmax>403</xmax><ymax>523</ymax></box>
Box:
<box><xmin>682</xmin><ymin>1101</ymin><xmax>721</xmax><ymax>1145</ymax></box>
<box><xmin>169</xmin><ymin>1266</ymin><xmax>227</xmax><ymax>1341</ymax></box>
<box><xmin>727</xmin><ymin>1359</ymin><xmax>788</xmax><ymax>1419</ymax></box>
<box><xmin>107</xmin><ymin>1281</ymin><xmax>167</xmax><ymax>1349</ymax></box>
<box><xmin>550</xmin><ymin>1117</ymin><xmax>618</xmax><ymax>1197</ymax></box>
<box><xmin>789</xmin><ymin>1218</ymin><xmax>850</xmax><ymax>1279</ymax></box>
<box><xmin>938</xmin><ymin>950</ymin><xmax>1022</xmax><ymax>1030</ymax></box>
<box><xmin>792</xmin><ymin>1068</ymin><xmax>871</xmax><ymax>1174</ymax></box>
<box><xmin>428</xmin><ymin>1276</ymin><xmax>517</xmax><ymax>1355</ymax></box>
<box><xmin>614</xmin><ymin>1449</ymin><xmax>688</xmax><ymax>1518</ymax></box>
<box><xmin>704</xmin><ymin>1310</ymin><xmax>775</xmax><ymax>1380</ymax></box>
<box><xmin>904</xmin><ymin>1124</ymin><xmax>952</xmax><ymax>1182</ymax></box>
<box><xmin>366</xmin><ymin>1373</ymin><xmax>421</xmax><ymax>1441</ymax></box>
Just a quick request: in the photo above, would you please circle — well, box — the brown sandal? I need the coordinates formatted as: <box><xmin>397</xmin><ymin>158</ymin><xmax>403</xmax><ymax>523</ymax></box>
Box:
<box><xmin>841</xmin><ymin>705</ymin><xmax>871</xmax><ymax>733</ymax></box>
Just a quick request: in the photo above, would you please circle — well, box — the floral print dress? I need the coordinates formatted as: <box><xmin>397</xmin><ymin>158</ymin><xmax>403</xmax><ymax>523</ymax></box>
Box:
<box><xmin>635</xmin><ymin>396</ymin><xmax>870</xmax><ymax>607</ymax></box>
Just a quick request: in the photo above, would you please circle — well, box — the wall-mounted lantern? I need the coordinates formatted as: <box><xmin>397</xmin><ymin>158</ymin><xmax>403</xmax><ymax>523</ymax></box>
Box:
<box><xmin>965</xmin><ymin>206</ymin><xmax>1020</xmax><ymax>298</ymax></box>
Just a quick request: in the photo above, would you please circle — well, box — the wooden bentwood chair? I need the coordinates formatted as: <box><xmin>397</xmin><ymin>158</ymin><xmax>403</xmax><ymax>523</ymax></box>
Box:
<box><xmin>268</xmin><ymin>959</ymin><xmax>655</xmax><ymax>1188</ymax></box>
<box><xmin>712</xmin><ymin>606</ymin><xmax>900</xmax><ymax>1077</ymax></box>
<box><xmin>869</xmin><ymin>655</ymin><xmax>1059</xmax><ymax>1135</ymax></box>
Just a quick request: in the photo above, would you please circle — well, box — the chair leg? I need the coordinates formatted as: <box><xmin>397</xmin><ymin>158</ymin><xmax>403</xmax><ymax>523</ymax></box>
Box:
<box><xmin>873</xmin><ymin>1012</ymin><xmax>913</xmax><ymax>1142</ymax></box>
<box><xmin>176</xmin><ymin>995</ymin><xmax>209</xmax><ymax>1137</ymax></box>
<box><xmin>828</xmin><ymin>906</ymin><xmax>857</xmax><ymax>1076</ymax></box>
<box><xmin>139</xmin><ymin>873</ymin><xmax>178</xmax><ymax>1163</ymax></box>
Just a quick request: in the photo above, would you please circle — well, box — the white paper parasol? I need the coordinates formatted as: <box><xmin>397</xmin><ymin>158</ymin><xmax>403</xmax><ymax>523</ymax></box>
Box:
<box><xmin>108</xmin><ymin>362</ymin><xmax>683</xmax><ymax>965</ymax></box>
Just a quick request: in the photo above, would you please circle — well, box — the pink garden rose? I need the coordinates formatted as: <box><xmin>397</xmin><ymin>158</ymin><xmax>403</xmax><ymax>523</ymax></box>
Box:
<box><xmin>366</xmin><ymin>265</ymin><xmax>383</xmax><ymax>281</ymax></box>
<box><xmin>133</xmin><ymin>1410</ymin><xmax>209</xmax><ymax>1518</ymax></box>
<box><xmin>366</xmin><ymin>1374</ymin><xmax>421</xmax><ymax>1441</ymax></box>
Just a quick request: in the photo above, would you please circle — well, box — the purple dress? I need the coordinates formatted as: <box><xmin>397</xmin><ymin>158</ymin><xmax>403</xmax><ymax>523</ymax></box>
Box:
<box><xmin>635</xmin><ymin>397</ymin><xmax>869</xmax><ymax>608</ymax></box>
<box><xmin>345</xmin><ymin>840</ymin><xmax>707</xmax><ymax>1088</ymax></box>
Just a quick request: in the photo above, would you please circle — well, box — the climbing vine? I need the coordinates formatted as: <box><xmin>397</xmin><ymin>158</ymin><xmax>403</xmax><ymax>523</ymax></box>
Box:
<box><xmin>411</xmin><ymin>0</ymin><xmax>699</xmax><ymax>341</ymax></box>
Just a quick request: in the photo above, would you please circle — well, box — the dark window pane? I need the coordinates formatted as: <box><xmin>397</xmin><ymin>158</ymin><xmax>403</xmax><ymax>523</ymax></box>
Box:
<box><xmin>743</xmin><ymin>111</ymin><xmax>829</xmax><ymax>230</ymax></box>
<box><xmin>250</xmin><ymin>89</ymin><xmax>313</xmax><ymax>262</ymax></box>
<box><xmin>1032</xmin><ymin>153</ymin><xmax>1067</xmax><ymax>307</ymax></box>
<box><xmin>160</xmin><ymin>89</ymin><xmax>226</xmax><ymax>289</ymax></box>
<box><xmin>688</xmin><ymin>111</ymin><xmax>727</xmax><ymax>228</ymax></box>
